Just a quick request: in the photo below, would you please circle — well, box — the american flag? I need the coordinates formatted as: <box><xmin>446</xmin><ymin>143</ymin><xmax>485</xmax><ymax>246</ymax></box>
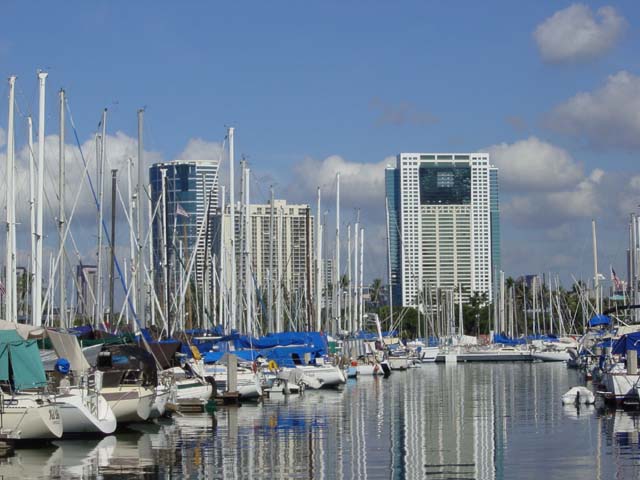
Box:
<box><xmin>176</xmin><ymin>203</ymin><xmax>190</xmax><ymax>218</ymax></box>
<box><xmin>611</xmin><ymin>267</ymin><xmax>623</xmax><ymax>291</ymax></box>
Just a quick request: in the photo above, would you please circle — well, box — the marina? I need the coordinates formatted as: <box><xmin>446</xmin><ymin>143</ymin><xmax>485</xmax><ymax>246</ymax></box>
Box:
<box><xmin>2</xmin><ymin>363</ymin><xmax>639</xmax><ymax>479</ymax></box>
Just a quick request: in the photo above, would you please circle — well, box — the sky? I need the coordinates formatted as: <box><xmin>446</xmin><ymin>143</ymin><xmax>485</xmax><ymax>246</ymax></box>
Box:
<box><xmin>1</xmin><ymin>1</ymin><xmax>640</xmax><ymax>288</ymax></box>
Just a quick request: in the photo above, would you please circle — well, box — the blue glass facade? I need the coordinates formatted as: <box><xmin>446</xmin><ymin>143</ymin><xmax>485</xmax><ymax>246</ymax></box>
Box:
<box><xmin>385</xmin><ymin>167</ymin><xmax>402</xmax><ymax>309</ymax></box>
<box><xmin>149</xmin><ymin>161</ymin><xmax>218</xmax><ymax>289</ymax></box>
<box><xmin>489</xmin><ymin>168</ymin><xmax>501</xmax><ymax>287</ymax></box>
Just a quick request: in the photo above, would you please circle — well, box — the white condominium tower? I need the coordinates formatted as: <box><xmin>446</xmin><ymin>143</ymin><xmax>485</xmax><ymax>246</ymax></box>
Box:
<box><xmin>386</xmin><ymin>153</ymin><xmax>500</xmax><ymax>306</ymax></box>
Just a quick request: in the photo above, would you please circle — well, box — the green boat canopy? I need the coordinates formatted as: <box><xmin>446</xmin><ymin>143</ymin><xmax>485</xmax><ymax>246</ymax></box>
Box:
<box><xmin>0</xmin><ymin>329</ymin><xmax>47</xmax><ymax>390</ymax></box>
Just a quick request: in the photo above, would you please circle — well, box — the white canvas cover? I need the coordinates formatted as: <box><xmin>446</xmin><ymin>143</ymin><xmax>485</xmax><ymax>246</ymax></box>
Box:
<box><xmin>47</xmin><ymin>329</ymin><xmax>91</xmax><ymax>372</ymax></box>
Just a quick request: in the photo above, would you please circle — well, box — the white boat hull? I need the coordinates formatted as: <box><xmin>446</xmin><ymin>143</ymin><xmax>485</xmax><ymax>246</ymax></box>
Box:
<box><xmin>532</xmin><ymin>351</ymin><xmax>571</xmax><ymax>362</ymax></box>
<box><xmin>57</xmin><ymin>388</ymin><xmax>116</xmax><ymax>435</ymax></box>
<box><xmin>388</xmin><ymin>357</ymin><xmax>410</xmax><ymax>370</ymax></box>
<box><xmin>294</xmin><ymin>365</ymin><xmax>346</xmax><ymax>388</ymax></box>
<box><xmin>101</xmin><ymin>386</ymin><xmax>155</xmax><ymax>423</ymax></box>
<box><xmin>175</xmin><ymin>380</ymin><xmax>213</xmax><ymax>403</ymax></box>
<box><xmin>1</xmin><ymin>395</ymin><xmax>63</xmax><ymax>440</ymax></box>
<box><xmin>604</xmin><ymin>372</ymin><xmax>640</xmax><ymax>402</ymax></box>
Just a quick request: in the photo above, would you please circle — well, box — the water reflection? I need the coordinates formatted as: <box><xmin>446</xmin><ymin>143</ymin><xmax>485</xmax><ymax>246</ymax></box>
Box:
<box><xmin>2</xmin><ymin>364</ymin><xmax>640</xmax><ymax>479</ymax></box>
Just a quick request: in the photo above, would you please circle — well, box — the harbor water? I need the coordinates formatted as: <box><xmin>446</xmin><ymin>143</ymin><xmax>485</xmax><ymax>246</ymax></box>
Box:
<box><xmin>2</xmin><ymin>363</ymin><xmax>639</xmax><ymax>479</ymax></box>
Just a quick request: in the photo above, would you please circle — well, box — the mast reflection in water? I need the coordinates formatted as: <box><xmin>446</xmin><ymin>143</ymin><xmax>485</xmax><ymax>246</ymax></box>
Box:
<box><xmin>2</xmin><ymin>364</ymin><xmax>640</xmax><ymax>479</ymax></box>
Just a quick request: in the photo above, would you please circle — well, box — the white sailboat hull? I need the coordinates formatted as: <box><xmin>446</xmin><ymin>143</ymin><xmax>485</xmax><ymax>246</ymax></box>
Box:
<box><xmin>531</xmin><ymin>351</ymin><xmax>571</xmax><ymax>362</ymax></box>
<box><xmin>149</xmin><ymin>385</ymin><xmax>171</xmax><ymax>419</ymax></box>
<box><xmin>1</xmin><ymin>395</ymin><xmax>63</xmax><ymax>440</ymax></box>
<box><xmin>604</xmin><ymin>372</ymin><xmax>640</xmax><ymax>402</ymax></box>
<box><xmin>388</xmin><ymin>357</ymin><xmax>410</xmax><ymax>370</ymax></box>
<box><xmin>57</xmin><ymin>388</ymin><xmax>116</xmax><ymax>435</ymax></box>
<box><xmin>101</xmin><ymin>386</ymin><xmax>155</xmax><ymax>423</ymax></box>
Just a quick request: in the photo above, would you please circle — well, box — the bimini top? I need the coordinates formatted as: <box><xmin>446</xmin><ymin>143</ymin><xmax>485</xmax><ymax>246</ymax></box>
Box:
<box><xmin>0</xmin><ymin>329</ymin><xmax>48</xmax><ymax>390</ymax></box>
<box><xmin>589</xmin><ymin>315</ymin><xmax>611</xmax><ymax>328</ymax></box>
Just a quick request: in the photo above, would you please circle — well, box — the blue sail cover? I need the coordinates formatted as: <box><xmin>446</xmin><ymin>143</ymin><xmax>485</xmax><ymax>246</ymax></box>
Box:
<box><xmin>589</xmin><ymin>315</ymin><xmax>611</xmax><ymax>328</ymax></box>
<box><xmin>613</xmin><ymin>332</ymin><xmax>640</xmax><ymax>355</ymax></box>
<box><xmin>233</xmin><ymin>332</ymin><xmax>328</xmax><ymax>352</ymax></box>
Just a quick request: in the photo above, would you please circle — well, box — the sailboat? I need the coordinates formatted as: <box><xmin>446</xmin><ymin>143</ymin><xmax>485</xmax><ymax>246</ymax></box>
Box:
<box><xmin>47</xmin><ymin>330</ymin><xmax>117</xmax><ymax>435</ymax></box>
<box><xmin>0</xmin><ymin>329</ymin><xmax>63</xmax><ymax>440</ymax></box>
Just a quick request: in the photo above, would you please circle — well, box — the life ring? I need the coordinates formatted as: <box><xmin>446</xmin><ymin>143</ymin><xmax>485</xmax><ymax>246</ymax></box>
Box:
<box><xmin>268</xmin><ymin>360</ymin><xmax>278</xmax><ymax>372</ymax></box>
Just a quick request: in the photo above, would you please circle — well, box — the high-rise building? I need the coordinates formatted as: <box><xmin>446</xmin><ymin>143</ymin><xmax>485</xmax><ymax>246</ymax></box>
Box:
<box><xmin>76</xmin><ymin>264</ymin><xmax>98</xmax><ymax>317</ymax></box>
<box><xmin>386</xmin><ymin>153</ymin><xmax>500</xmax><ymax>306</ymax></box>
<box><xmin>214</xmin><ymin>199</ymin><xmax>314</xmax><ymax>297</ymax></box>
<box><xmin>149</xmin><ymin>159</ymin><xmax>220</xmax><ymax>290</ymax></box>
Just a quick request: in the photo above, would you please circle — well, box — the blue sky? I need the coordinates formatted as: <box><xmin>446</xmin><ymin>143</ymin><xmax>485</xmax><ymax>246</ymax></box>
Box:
<box><xmin>2</xmin><ymin>1</ymin><xmax>640</xmax><ymax>284</ymax></box>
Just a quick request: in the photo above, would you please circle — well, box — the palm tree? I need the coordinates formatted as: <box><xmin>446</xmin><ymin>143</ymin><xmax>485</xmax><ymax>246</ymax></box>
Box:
<box><xmin>370</xmin><ymin>278</ymin><xmax>383</xmax><ymax>306</ymax></box>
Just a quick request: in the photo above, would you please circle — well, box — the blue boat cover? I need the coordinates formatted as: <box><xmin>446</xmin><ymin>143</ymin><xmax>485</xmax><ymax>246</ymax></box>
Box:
<box><xmin>589</xmin><ymin>315</ymin><xmax>611</xmax><ymax>328</ymax></box>
<box><xmin>613</xmin><ymin>332</ymin><xmax>640</xmax><ymax>355</ymax></box>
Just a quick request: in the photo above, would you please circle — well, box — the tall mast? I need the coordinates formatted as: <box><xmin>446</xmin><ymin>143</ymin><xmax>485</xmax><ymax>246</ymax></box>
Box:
<box><xmin>592</xmin><ymin>219</ymin><xmax>600</xmax><ymax>313</ymax></box>
<box><xmin>267</xmin><ymin>186</ymin><xmax>275</xmax><ymax>332</ymax></box>
<box><xmin>228</xmin><ymin>127</ymin><xmax>236</xmax><ymax>332</ymax></box>
<box><xmin>136</xmin><ymin>109</ymin><xmax>145</xmax><ymax>326</ymax></box>
<box><xmin>347</xmin><ymin>224</ymin><xmax>352</xmax><ymax>333</ymax></box>
<box><xmin>5</xmin><ymin>76</ymin><xmax>16</xmax><ymax>322</ymax></box>
<box><xmin>28</xmin><ymin>116</ymin><xmax>36</xmax><ymax>322</ymax></box>
<box><xmin>219</xmin><ymin>186</ymin><xmax>226</xmax><ymax>330</ymax></box>
<box><xmin>244</xmin><ymin>165</ymin><xmax>252</xmax><ymax>335</ymax></box>
<box><xmin>315</xmin><ymin>187</ymin><xmax>322</xmax><ymax>331</ymax></box>
<box><xmin>109</xmin><ymin>169</ymin><xmax>118</xmax><ymax>326</ymax></box>
<box><xmin>127</xmin><ymin>159</ymin><xmax>136</xmax><ymax>329</ymax></box>
<box><xmin>385</xmin><ymin>197</ymin><xmax>394</xmax><ymax>330</ymax></box>
<box><xmin>58</xmin><ymin>89</ymin><xmax>66</xmax><ymax>327</ymax></box>
<box><xmin>276</xmin><ymin>205</ymin><xmax>283</xmax><ymax>332</ymax></box>
<box><xmin>34</xmin><ymin>71</ymin><xmax>48</xmax><ymax>327</ymax></box>
<box><xmin>353</xmin><ymin>213</ymin><xmax>359</xmax><ymax>332</ymax></box>
<box><xmin>160</xmin><ymin>169</ymin><xmax>170</xmax><ymax>332</ymax></box>
<box><xmin>359</xmin><ymin>227</ymin><xmax>364</xmax><ymax>331</ymax></box>
<box><xmin>335</xmin><ymin>173</ymin><xmax>341</xmax><ymax>333</ymax></box>
<box><xmin>95</xmin><ymin>109</ymin><xmax>107</xmax><ymax>328</ymax></box>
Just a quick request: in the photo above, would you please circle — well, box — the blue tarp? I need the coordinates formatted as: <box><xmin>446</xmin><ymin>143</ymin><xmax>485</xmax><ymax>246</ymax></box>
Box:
<box><xmin>589</xmin><ymin>315</ymin><xmax>611</xmax><ymax>328</ymax></box>
<box><xmin>613</xmin><ymin>332</ymin><xmax>640</xmax><ymax>355</ymax></box>
<box><xmin>233</xmin><ymin>332</ymin><xmax>328</xmax><ymax>353</ymax></box>
<box><xmin>203</xmin><ymin>350</ymin><xmax>259</xmax><ymax>363</ymax></box>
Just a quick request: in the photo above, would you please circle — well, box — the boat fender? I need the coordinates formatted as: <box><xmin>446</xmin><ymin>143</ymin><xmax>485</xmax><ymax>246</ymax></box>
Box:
<box><xmin>268</xmin><ymin>360</ymin><xmax>279</xmax><ymax>372</ymax></box>
<box><xmin>190</xmin><ymin>346</ymin><xmax>202</xmax><ymax>361</ymax></box>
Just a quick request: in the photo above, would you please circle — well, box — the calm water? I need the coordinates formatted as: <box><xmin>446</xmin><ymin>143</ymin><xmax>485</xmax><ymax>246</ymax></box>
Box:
<box><xmin>2</xmin><ymin>363</ymin><xmax>640</xmax><ymax>479</ymax></box>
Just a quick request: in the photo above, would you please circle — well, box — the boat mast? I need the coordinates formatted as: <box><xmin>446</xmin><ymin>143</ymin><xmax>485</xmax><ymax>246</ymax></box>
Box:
<box><xmin>95</xmin><ymin>109</ymin><xmax>107</xmax><ymax>328</ymax></box>
<box><xmin>228</xmin><ymin>127</ymin><xmax>236</xmax><ymax>332</ymax></box>
<box><xmin>267</xmin><ymin>185</ymin><xmax>275</xmax><ymax>332</ymax></box>
<box><xmin>592</xmin><ymin>219</ymin><xmax>600</xmax><ymax>313</ymax></box>
<box><xmin>109</xmin><ymin>169</ymin><xmax>117</xmax><ymax>327</ymax></box>
<box><xmin>276</xmin><ymin>205</ymin><xmax>283</xmax><ymax>332</ymax></box>
<box><xmin>385</xmin><ymin>197</ymin><xmax>394</xmax><ymax>333</ymax></box>
<box><xmin>5</xmin><ymin>76</ymin><xmax>16</xmax><ymax>322</ymax></box>
<box><xmin>359</xmin><ymin>226</ymin><xmax>364</xmax><ymax>331</ymax></box>
<box><xmin>28</xmin><ymin>116</ymin><xmax>36</xmax><ymax>323</ymax></box>
<box><xmin>335</xmin><ymin>173</ymin><xmax>341</xmax><ymax>333</ymax></box>
<box><xmin>219</xmin><ymin>186</ymin><xmax>226</xmax><ymax>330</ymax></box>
<box><xmin>58</xmin><ymin>89</ymin><xmax>66</xmax><ymax>327</ymax></box>
<box><xmin>136</xmin><ymin>109</ymin><xmax>145</xmax><ymax>327</ymax></box>
<box><xmin>347</xmin><ymin>223</ymin><xmax>352</xmax><ymax>334</ymax></box>
<box><xmin>353</xmin><ymin>214</ymin><xmax>359</xmax><ymax>333</ymax></box>
<box><xmin>34</xmin><ymin>71</ymin><xmax>48</xmax><ymax>327</ymax></box>
<box><xmin>244</xmin><ymin>164</ymin><xmax>252</xmax><ymax>335</ymax></box>
<box><xmin>315</xmin><ymin>187</ymin><xmax>322</xmax><ymax>331</ymax></box>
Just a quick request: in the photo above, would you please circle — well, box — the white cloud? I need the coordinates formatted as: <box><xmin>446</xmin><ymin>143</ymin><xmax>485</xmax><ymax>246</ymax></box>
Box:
<box><xmin>547</xmin><ymin>71</ymin><xmax>640</xmax><ymax>150</ymax></box>
<box><xmin>178</xmin><ymin>138</ymin><xmax>224</xmax><ymax>161</ymax></box>
<box><xmin>534</xmin><ymin>4</ymin><xmax>627</xmax><ymax>63</ymax></box>
<box><xmin>285</xmin><ymin>154</ymin><xmax>392</xmax><ymax>222</ymax></box>
<box><xmin>486</xmin><ymin>137</ymin><xmax>583</xmax><ymax>192</ymax></box>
